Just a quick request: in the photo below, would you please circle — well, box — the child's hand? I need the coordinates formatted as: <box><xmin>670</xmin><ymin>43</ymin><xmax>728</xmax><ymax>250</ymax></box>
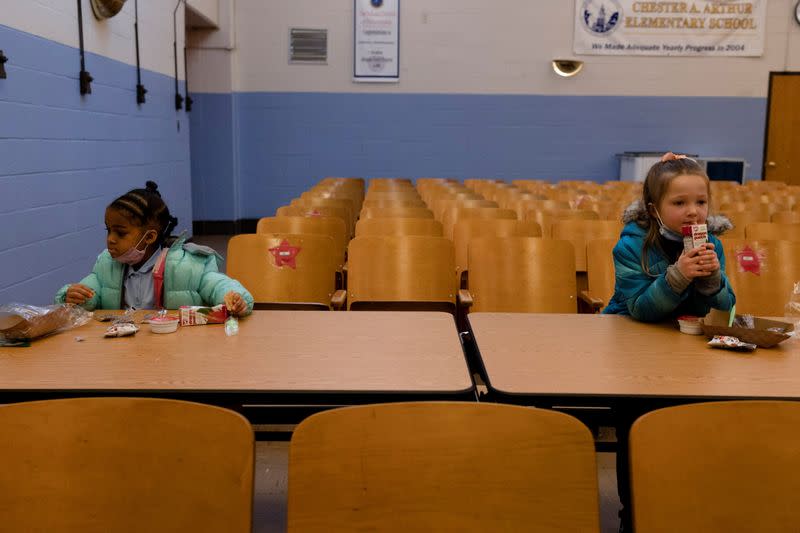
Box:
<box><xmin>695</xmin><ymin>243</ymin><xmax>720</xmax><ymax>276</ymax></box>
<box><xmin>224</xmin><ymin>291</ymin><xmax>248</xmax><ymax>316</ymax></box>
<box><xmin>676</xmin><ymin>245</ymin><xmax>717</xmax><ymax>280</ymax></box>
<box><xmin>65</xmin><ymin>284</ymin><xmax>95</xmax><ymax>304</ymax></box>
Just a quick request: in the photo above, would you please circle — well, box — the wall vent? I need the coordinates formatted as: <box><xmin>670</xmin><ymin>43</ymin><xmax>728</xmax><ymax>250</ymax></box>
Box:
<box><xmin>290</xmin><ymin>28</ymin><xmax>328</xmax><ymax>63</ymax></box>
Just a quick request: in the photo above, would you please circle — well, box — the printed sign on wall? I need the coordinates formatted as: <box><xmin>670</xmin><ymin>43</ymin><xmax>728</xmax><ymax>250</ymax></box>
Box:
<box><xmin>354</xmin><ymin>0</ymin><xmax>400</xmax><ymax>82</ymax></box>
<box><xmin>574</xmin><ymin>0</ymin><xmax>766</xmax><ymax>56</ymax></box>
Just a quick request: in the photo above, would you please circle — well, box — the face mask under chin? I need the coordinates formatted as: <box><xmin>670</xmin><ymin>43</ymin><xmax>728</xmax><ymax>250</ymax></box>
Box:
<box><xmin>650</xmin><ymin>205</ymin><xmax>683</xmax><ymax>242</ymax></box>
<box><xmin>658</xmin><ymin>224</ymin><xmax>683</xmax><ymax>242</ymax></box>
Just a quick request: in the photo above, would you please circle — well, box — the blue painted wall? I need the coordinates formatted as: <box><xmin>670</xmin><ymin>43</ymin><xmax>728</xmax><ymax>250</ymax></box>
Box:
<box><xmin>191</xmin><ymin>91</ymin><xmax>766</xmax><ymax>221</ymax></box>
<box><xmin>0</xmin><ymin>24</ymin><xmax>191</xmax><ymax>305</ymax></box>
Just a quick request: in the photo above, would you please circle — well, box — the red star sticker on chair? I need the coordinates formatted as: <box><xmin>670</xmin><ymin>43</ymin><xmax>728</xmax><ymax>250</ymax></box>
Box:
<box><xmin>736</xmin><ymin>245</ymin><xmax>762</xmax><ymax>276</ymax></box>
<box><xmin>268</xmin><ymin>240</ymin><xmax>301</xmax><ymax>269</ymax></box>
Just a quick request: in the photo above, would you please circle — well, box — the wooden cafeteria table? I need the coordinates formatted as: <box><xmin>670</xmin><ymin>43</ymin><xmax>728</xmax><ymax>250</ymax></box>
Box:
<box><xmin>0</xmin><ymin>311</ymin><xmax>474</xmax><ymax>411</ymax></box>
<box><xmin>468</xmin><ymin>313</ymin><xmax>800</xmax><ymax>409</ymax></box>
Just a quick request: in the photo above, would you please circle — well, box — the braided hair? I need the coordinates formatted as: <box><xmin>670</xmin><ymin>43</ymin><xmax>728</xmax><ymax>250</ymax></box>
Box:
<box><xmin>108</xmin><ymin>181</ymin><xmax>179</xmax><ymax>246</ymax></box>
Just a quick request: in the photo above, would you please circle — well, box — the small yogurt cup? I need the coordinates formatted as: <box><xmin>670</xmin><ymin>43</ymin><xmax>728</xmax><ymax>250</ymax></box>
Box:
<box><xmin>149</xmin><ymin>316</ymin><xmax>179</xmax><ymax>334</ymax></box>
<box><xmin>677</xmin><ymin>315</ymin><xmax>703</xmax><ymax>335</ymax></box>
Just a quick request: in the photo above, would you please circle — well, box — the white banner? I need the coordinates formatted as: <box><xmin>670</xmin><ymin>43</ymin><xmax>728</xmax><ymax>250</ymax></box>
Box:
<box><xmin>354</xmin><ymin>0</ymin><xmax>400</xmax><ymax>82</ymax></box>
<box><xmin>574</xmin><ymin>0</ymin><xmax>766</xmax><ymax>56</ymax></box>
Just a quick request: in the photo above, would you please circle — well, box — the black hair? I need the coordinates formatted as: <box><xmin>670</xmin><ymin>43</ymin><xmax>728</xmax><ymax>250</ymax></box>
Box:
<box><xmin>108</xmin><ymin>181</ymin><xmax>179</xmax><ymax>245</ymax></box>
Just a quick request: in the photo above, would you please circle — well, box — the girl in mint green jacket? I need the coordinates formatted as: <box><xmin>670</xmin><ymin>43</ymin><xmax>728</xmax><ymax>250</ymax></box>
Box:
<box><xmin>55</xmin><ymin>181</ymin><xmax>253</xmax><ymax>315</ymax></box>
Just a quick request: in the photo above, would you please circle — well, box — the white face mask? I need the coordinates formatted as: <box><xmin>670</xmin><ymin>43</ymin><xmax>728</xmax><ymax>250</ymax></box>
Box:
<box><xmin>113</xmin><ymin>230</ymin><xmax>155</xmax><ymax>265</ymax></box>
<box><xmin>651</xmin><ymin>206</ymin><xmax>683</xmax><ymax>242</ymax></box>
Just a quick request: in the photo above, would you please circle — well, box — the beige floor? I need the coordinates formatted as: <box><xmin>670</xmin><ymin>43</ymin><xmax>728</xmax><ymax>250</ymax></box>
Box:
<box><xmin>254</xmin><ymin>442</ymin><xmax>621</xmax><ymax>533</ymax></box>
<box><xmin>197</xmin><ymin>235</ymin><xmax>621</xmax><ymax>531</ymax></box>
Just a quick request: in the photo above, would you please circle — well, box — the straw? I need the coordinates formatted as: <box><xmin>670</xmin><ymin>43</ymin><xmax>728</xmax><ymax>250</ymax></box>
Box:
<box><xmin>728</xmin><ymin>304</ymin><xmax>736</xmax><ymax>327</ymax></box>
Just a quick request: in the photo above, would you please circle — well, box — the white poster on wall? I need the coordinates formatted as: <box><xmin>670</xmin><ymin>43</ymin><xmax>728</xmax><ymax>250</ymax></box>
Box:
<box><xmin>574</xmin><ymin>0</ymin><xmax>766</xmax><ymax>56</ymax></box>
<box><xmin>354</xmin><ymin>0</ymin><xmax>400</xmax><ymax>82</ymax></box>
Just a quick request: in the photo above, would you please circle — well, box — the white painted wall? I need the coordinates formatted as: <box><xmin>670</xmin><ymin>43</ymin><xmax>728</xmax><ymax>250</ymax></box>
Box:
<box><xmin>187</xmin><ymin>0</ymin><xmax>218</xmax><ymax>27</ymax></box>
<box><xmin>0</xmin><ymin>0</ymin><xmax>186</xmax><ymax>78</ymax></box>
<box><xmin>198</xmin><ymin>0</ymin><xmax>800</xmax><ymax>97</ymax></box>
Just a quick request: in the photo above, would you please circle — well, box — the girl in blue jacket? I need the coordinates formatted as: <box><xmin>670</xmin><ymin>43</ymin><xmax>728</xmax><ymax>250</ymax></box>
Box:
<box><xmin>603</xmin><ymin>152</ymin><xmax>735</xmax><ymax>321</ymax></box>
<box><xmin>55</xmin><ymin>181</ymin><xmax>254</xmax><ymax>315</ymax></box>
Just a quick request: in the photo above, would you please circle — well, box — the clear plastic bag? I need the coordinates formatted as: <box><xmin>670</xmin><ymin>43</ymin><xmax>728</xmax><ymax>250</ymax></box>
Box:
<box><xmin>785</xmin><ymin>281</ymin><xmax>800</xmax><ymax>327</ymax></box>
<box><xmin>0</xmin><ymin>303</ymin><xmax>92</xmax><ymax>342</ymax></box>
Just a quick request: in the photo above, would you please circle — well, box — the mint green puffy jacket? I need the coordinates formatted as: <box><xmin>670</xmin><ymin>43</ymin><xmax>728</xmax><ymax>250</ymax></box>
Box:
<box><xmin>54</xmin><ymin>239</ymin><xmax>254</xmax><ymax>314</ymax></box>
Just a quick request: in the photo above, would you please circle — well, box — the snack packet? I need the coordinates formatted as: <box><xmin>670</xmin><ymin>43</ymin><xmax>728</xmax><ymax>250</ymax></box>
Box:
<box><xmin>708</xmin><ymin>335</ymin><xmax>757</xmax><ymax>352</ymax></box>
<box><xmin>681</xmin><ymin>223</ymin><xmax>708</xmax><ymax>254</ymax></box>
<box><xmin>179</xmin><ymin>305</ymin><xmax>228</xmax><ymax>326</ymax></box>
<box><xmin>104</xmin><ymin>323</ymin><xmax>139</xmax><ymax>338</ymax></box>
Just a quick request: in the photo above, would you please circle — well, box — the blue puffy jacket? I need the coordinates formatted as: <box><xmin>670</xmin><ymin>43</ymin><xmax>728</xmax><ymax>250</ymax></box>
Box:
<box><xmin>55</xmin><ymin>238</ymin><xmax>254</xmax><ymax>314</ymax></box>
<box><xmin>603</xmin><ymin>208</ymin><xmax>735</xmax><ymax>322</ymax></box>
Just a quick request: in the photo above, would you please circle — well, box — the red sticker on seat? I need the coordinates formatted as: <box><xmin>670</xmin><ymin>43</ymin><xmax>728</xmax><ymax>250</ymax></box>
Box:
<box><xmin>736</xmin><ymin>245</ymin><xmax>763</xmax><ymax>276</ymax></box>
<box><xmin>269</xmin><ymin>240</ymin><xmax>301</xmax><ymax>269</ymax></box>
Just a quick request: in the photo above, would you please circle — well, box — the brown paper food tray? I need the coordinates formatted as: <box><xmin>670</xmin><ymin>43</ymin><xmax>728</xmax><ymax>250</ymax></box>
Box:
<box><xmin>700</xmin><ymin>309</ymin><xmax>794</xmax><ymax>348</ymax></box>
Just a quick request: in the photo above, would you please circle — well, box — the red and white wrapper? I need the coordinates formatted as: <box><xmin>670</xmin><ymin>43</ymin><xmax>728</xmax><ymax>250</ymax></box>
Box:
<box><xmin>179</xmin><ymin>305</ymin><xmax>228</xmax><ymax>326</ymax></box>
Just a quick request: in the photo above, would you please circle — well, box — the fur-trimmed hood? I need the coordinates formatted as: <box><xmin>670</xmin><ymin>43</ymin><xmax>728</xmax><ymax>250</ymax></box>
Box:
<box><xmin>621</xmin><ymin>199</ymin><xmax>733</xmax><ymax>235</ymax></box>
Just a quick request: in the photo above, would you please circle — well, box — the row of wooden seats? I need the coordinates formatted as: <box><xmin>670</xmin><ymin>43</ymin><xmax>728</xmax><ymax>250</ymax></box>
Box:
<box><xmin>227</xmin><ymin>233</ymin><xmax>618</xmax><ymax>314</ymax></box>
<box><xmin>7</xmin><ymin>398</ymin><xmax>796</xmax><ymax>532</ymax></box>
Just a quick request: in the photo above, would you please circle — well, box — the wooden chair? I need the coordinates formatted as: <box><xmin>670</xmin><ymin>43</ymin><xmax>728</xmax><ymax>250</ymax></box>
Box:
<box><xmin>0</xmin><ymin>397</ymin><xmax>253</xmax><ymax>533</ymax></box>
<box><xmin>227</xmin><ymin>233</ymin><xmax>345</xmax><ymax>310</ymax></box>
<box><xmin>441</xmin><ymin>207</ymin><xmax>517</xmax><ymax>240</ymax></box>
<box><xmin>276</xmin><ymin>205</ymin><xmax>352</xmax><ymax>237</ymax></box>
<box><xmin>460</xmin><ymin>237</ymin><xmax>577</xmax><ymax>313</ymax></box>
<box><xmin>355</xmin><ymin>217</ymin><xmax>443</xmax><ymax>237</ymax></box>
<box><xmin>359</xmin><ymin>207</ymin><xmax>434</xmax><ymax>220</ymax></box>
<box><xmin>771</xmin><ymin>211</ymin><xmax>800</xmax><ymax>224</ymax></box>
<box><xmin>745</xmin><ymin>222</ymin><xmax>800</xmax><ymax>241</ymax></box>
<box><xmin>526</xmin><ymin>209</ymin><xmax>600</xmax><ymax>238</ymax></box>
<box><xmin>257</xmin><ymin>216</ymin><xmax>347</xmax><ymax>269</ymax></box>
<box><xmin>630</xmin><ymin>401</ymin><xmax>800</xmax><ymax>533</ymax></box>
<box><xmin>579</xmin><ymin>239</ymin><xmax>617</xmax><ymax>313</ymax></box>
<box><xmin>287</xmin><ymin>402</ymin><xmax>600</xmax><ymax>533</ymax></box>
<box><xmin>433</xmin><ymin>198</ymin><xmax>496</xmax><ymax>221</ymax></box>
<box><xmin>551</xmin><ymin>219</ymin><xmax>622</xmax><ymax>272</ymax></box>
<box><xmin>291</xmin><ymin>198</ymin><xmax>355</xmax><ymax>235</ymax></box>
<box><xmin>720</xmin><ymin>238</ymin><xmax>800</xmax><ymax>315</ymax></box>
<box><xmin>361</xmin><ymin>198</ymin><xmax>427</xmax><ymax>209</ymax></box>
<box><xmin>453</xmin><ymin>218</ymin><xmax>542</xmax><ymax>288</ymax></box>
<box><xmin>346</xmin><ymin>236</ymin><xmax>456</xmax><ymax>311</ymax></box>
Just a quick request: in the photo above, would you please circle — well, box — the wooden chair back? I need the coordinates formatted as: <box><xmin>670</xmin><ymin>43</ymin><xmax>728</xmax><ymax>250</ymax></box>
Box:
<box><xmin>257</xmin><ymin>216</ymin><xmax>346</xmax><ymax>268</ymax></box>
<box><xmin>288</xmin><ymin>402</ymin><xmax>600</xmax><ymax>533</ymax></box>
<box><xmin>631</xmin><ymin>401</ymin><xmax>800</xmax><ymax>533</ymax></box>
<box><xmin>453</xmin><ymin>218</ymin><xmax>542</xmax><ymax>287</ymax></box>
<box><xmin>355</xmin><ymin>217</ymin><xmax>443</xmax><ymax>237</ymax></box>
<box><xmin>359</xmin><ymin>207</ymin><xmax>434</xmax><ymax>220</ymax></box>
<box><xmin>227</xmin><ymin>233</ymin><xmax>339</xmax><ymax>310</ymax></box>
<box><xmin>585</xmin><ymin>238</ymin><xmax>618</xmax><ymax>312</ymax></box>
<box><xmin>745</xmin><ymin>222</ymin><xmax>800</xmax><ymax>241</ymax></box>
<box><xmin>277</xmin><ymin>205</ymin><xmax>352</xmax><ymax>237</ymax></box>
<box><xmin>434</xmin><ymin>198</ymin><xmax>496</xmax><ymax>221</ymax></box>
<box><xmin>0</xmin><ymin>398</ymin><xmax>253</xmax><ymax>533</ymax></box>
<box><xmin>467</xmin><ymin>237</ymin><xmax>577</xmax><ymax>312</ymax></box>
<box><xmin>525</xmin><ymin>209</ymin><xmax>600</xmax><ymax>237</ymax></box>
<box><xmin>441</xmin><ymin>207</ymin><xmax>517</xmax><ymax>239</ymax></box>
<box><xmin>291</xmin><ymin>198</ymin><xmax>355</xmax><ymax>234</ymax></box>
<box><xmin>346</xmin><ymin>236</ymin><xmax>456</xmax><ymax>311</ymax></box>
<box><xmin>771</xmin><ymin>211</ymin><xmax>800</xmax><ymax>224</ymax></box>
<box><xmin>362</xmin><ymin>198</ymin><xmax>427</xmax><ymax>209</ymax></box>
<box><xmin>720</xmin><ymin>238</ymin><xmax>800</xmax><ymax>315</ymax></box>
<box><xmin>551</xmin><ymin>219</ymin><xmax>622</xmax><ymax>271</ymax></box>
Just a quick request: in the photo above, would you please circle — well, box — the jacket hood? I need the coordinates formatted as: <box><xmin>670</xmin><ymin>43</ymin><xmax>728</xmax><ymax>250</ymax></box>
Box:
<box><xmin>621</xmin><ymin>199</ymin><xmax>733</xmax><ymax>235</ymax></box>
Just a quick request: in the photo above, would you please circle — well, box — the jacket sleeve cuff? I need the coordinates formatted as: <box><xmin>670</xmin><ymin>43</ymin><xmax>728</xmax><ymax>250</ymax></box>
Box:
<box><xmin>666</xmin><ymin>264</ymin><xmax>692</xmax><ymax>294</ymax></box>
<box><xmin>695</xmin><ymin>269</ymin><xmax>722</xmax><ymax>295</ymax></box>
